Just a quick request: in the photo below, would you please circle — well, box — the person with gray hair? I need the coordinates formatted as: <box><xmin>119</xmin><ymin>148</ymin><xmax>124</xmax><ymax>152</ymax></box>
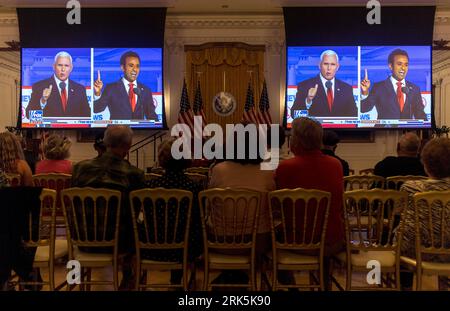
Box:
<box><xmin>275</xmin><ymin>117</ymin><xmax>344</xmax><ymax>289</ymax></box>
<box><xmin>35</xmin><ymin>134</ymin><xmax>72</xmax><ymax>174</ymax></box>
<box><xmin>71</xmin><ymin>125</ymin><xmax>145</xmax><ymax>290</ymax></box>
<box><xmin>290</xmin><ymin>49</ymin><xmax>357</xmax><ymax>118</ymax></box>
<box><xmin>26</xmin><ymin>50</ymin><xmax>90</xmax><ymax>118</ymax></box>
<box><xmin>374</xmin><ymin>132</ymin><xmax>426</xmax><ymax>178</ymax></box>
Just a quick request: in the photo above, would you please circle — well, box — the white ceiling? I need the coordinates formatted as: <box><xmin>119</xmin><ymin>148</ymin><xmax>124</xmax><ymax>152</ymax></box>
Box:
<box><xmin>0</xmin><ymin>0</ymin><xmax>449</xmax><ymax>13</ymax></box>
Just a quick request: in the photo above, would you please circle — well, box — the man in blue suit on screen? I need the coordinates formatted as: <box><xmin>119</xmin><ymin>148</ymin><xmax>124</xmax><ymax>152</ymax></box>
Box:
<box><xmin>26</xmin><ymin>51</ymin><xmax>90</xmax><ymax>118</ymax></box>
<box><xmin>290</xmin><ymin>50</ymin><xmax>357</xmax><ymax>118</ymax></box>
<box><xmin>360</xmin><ymin>49</ymin><xmax>427</xmax><ymax>120</ymax></box>
<box><xmin>93</xmin><ymin>51</ymin><xmax>158</xmax><ymax>121</ymax></box>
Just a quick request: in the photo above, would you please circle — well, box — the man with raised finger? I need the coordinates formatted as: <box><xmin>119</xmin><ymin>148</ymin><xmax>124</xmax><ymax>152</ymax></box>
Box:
<box><xmin>93</xmin><ymin>51</ymin><xmax>158</xmax><ymax>121</ymax></box>
<box><xmin>26</xmin><ymin>51</ymin><xmax>90</xmax><ymax>118</ymax></box>
<box><xmin>360</xmin><ymin>49</ymin><xmax>427</xmax><ymax>120</ymax></box>
<box><xmin>290</xmin><ymin>50</ymin><xmax>357</xmax><ymax>118</ymax></box>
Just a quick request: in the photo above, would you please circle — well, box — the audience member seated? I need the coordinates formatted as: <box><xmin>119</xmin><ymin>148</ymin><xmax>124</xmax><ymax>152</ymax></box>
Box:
<box><xmin>71</xmin><ymin>125</ymin><xmax>146</xmax><ymax>290</ymax></box>
<box><xmin>0</xmin><ymin>171</ymin><xmax>42</xmax><ymax>291</ymax></box>
<box><xmin>0</xmin><ymin>131</ymin><xmax>33</xmax><ymax>186</ymax></box>
<box><xmin>322</xmin><ymin>130</ymin><xmax>350</xmax><ymax>176</ymax></box>
<box><xmin>275</xmin><ymin>117</ymin><xmax>344</xmax><ymax>289</ymax></box>
<box><xmin>263</xmin><ymin>125</ymin><xmax>292</xmax><ymax>168</ymax></box>
<box><xmin>144</xmin><ymin>137</ymin><xmax>203</xmax><ymax>285</ymax></box>
<box><xmin>208</xmin><ymin>128</ymin><xmax>276</xmax><ymax>284</ymax></box>
<box><xmin>35</xmin><ymin>134</ymin><xmax>72</xmax><ymax>174</ymax></box>
<box><xmin>374</xmin><ymin>132</ymin><xmax>426</xmax><ymax>178</ymax></box>
<box><xmin>93</xmin><ymin>132</ymin><xmax>106</xmax><ymax>158</ymax></box>
<box><xmin>399</xmin><ymin>137</ymin><xmax>450</xmax><ymax>290</ymax></box>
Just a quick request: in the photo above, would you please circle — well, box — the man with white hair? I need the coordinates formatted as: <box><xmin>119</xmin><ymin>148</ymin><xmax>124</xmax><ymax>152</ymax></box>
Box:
<box><xmin>374</xmin><ymin>132</ymin><xmax>426</xmax><ymax>178</ymax></box>
<box><xmin>290</xmin><ymin>49</ymin><xmax>357</xmax><ymax>118</ymax></box>
<box><xmin>26</xmin><ymin>51</ymin><xmax>90</xmax><ymax>118</ymax></box>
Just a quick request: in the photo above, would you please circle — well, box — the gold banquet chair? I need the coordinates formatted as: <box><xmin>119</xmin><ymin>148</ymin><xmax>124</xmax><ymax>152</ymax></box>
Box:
<box><xmin>32</xmin><ymin>173</ymin><xmax>72</xmax><ymax>231</ymax></box>
<box><xmin>5</xmin><ymin>173</ymin><xmax>21</xmax><ymax>187</ymax></box>
<box><xmin>359</xmin><ymin>168</ymin><xmax>375</xmax><ymax>175</ymax></box>
<box><xmin>185</xmin><ymin>172</ymin><xmax>208</xmax><ymax>190</ymax></box>
<box><xmin>199</xmin><ymin>188</ymin><xmax>260</xmax><ymax>291</ymax></box>
<box><xmin>186</xmin><ymin>167</ymin><xmax>210</xmax><ymax>176</ymax></box>
<box><xmin>144</xmin><ymin>173</ymin><xmax>162</xmax><ymax>183</ymax></box>
<box><xmin>264</xmin><ymin>188</ymin><xmax>331</xmax><ymax>291</ymax></box>
<box><xmin>20</xmin><ymin>189</ymin><xmax>68</xmax><ymax>291</ymax></box>
<box><xmin>61</xmin><ymin>187</ymin><xmax>121</xmax><ymax>290</ymax></box>
<box><xmin>129</xmin><ymin>188</ymin><xmax>194</xmax><ymax>291</ymax></box>
<box><xmin>344</xmin><ymin>175</ymin><xmax>385</xmax><ymax>191</ymax></box>
<box><xmin>400</xmin><ymin>191</ymin><xmax>450</xmax><ymax>290</ymax></box>
<box><xmin>385</xmin><ymin>175</ymin><xmax>428</xmax><ymax>190</ymax></box>
<box><xmin>336</xmin><ymin>189</ymin><xmax>407</xmax><ymax>290</ymax></box>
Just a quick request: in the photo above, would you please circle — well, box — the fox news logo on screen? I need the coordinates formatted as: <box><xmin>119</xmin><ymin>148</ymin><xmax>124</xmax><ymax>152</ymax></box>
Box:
<box><xmin>29</xmin><ymin>110</ymin><xmax>43</xmax><ymax>122</ymax></box>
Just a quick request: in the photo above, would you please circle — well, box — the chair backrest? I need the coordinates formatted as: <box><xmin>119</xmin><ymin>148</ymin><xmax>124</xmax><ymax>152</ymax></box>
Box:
<box><xmin>22</xmin><ymin>188</ymin><xmax>57</xmax><ymax>249</ymax></box>
<box><xmin>61</xmin><ymin>187</ymin><xmax>121</xmax><ymax>252</ymax></box>
<box><xmin>129</xmin><ymin>188</ymin><xmax>193</xmax><ymax>258</ymax></box>
<box><xmin>32</xmin><ymin>173</ymin><xmax>72</xmax><ymax>213</ymax></box>
<box><xmin>186</xmin><ymin>167</ymin><xmax>209</xmax><ymax>176</ymax></box>
<box><xmin>413</xmin><ymin>191</ymin><xmax>450</xmax><ymax>260</ymax></box>
<box><xmin>343</xmin><ymin>189</ymin><xmax>407</xmax><ymax>251</ymax></box>
<box><xmin>185</xmin><ymin>172</ymin><xmax>208</xmax><ymax>190</ymax></box>
<box><xmin>349</xmin><ymin>169</ymin><xmax>355</xmax><ymax>176</ymax></box>
<box><xmin>144</xmin><ymin>173</ymin><xmax>162</xmax><ymax>183</ymax></box>
<box><xmin>268</xmin><ymin>188</ymin><xmax>331</xmax><ymax>254</ymax></box>
<box><xmin>149</xmin><ymin>167</ymin><xmax>165</xmax><ymax>175</ymax></box>
<box><xmin>199</xmin><ymin>188</ymin><xmax>260</xmax><ymax>250</ymax></box>
<box><xmin>359</xmin><ymin>168</ymin><xmax>374</xmax><ymax>175</ymax></box>
<box><xmin>386</xmin><ymin>175</ymin><xmax>429</xmax><ymax>190</ymax></box>
<box><xmin>5</xmin><ymin>173</ymin><xmax>21</xmax><ymax>187</ymax></box>
<box><xmin>344</xmin><ymin>175</ymin><xmax>385</xmax><ymax>191</ymax></box>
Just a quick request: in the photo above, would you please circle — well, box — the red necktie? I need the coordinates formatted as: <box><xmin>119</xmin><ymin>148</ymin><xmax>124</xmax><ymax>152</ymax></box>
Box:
<box><xmin>129</xmin><ymin>83</ymin><xmax>136</xmax><ymax>112</ymax></box>
<box><xmin>326</xmin><ymin>85</ymin><xmax>333</xmax><ymax>112</ymax></box>
<box><xmin>396</xmin><ymin>81</ymin><xmax>405</xmax><ymax>112</ymax></box>
<box><xmin>60</xmin><ymin>82</ymin><xmax>67</xmax><ymax>112</ymax></box>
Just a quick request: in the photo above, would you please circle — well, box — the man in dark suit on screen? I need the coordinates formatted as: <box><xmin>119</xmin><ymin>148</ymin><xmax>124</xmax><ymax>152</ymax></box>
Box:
<box><xmin>290</xmin><ymin>50</ymin><xmax>357</xmax><ymax>118</ymax></box>
<box><xmin>26</xmin><ymin>51</ymin><xmax>90</xmax><ymax>118</ymax></box>
<box><xmin>93</xmin><ymin>51</ymin><xmax>158</xmax><ymax>121</ymax></box>
<box><xmin>360</xmin><ymin>49</ymin><xmax>427</xmax><ymax>120</ymax></box>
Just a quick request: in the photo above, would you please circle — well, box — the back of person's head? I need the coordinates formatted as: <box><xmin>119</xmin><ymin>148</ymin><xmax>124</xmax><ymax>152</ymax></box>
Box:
<box><xmin>290</xmin><ymin>117</ymin><xmax>323</xmax><ymax>154</ymax></box>
<box><xmin>0</xmin><ymin>131</ymin><xmax>25</xmax><ymax>173</ymax></box>
<box><xmin>397</xmin><ymin>132</ymin><xmax>421</xmax><ymax>156</ymax></box>
<box><xmin>421</xmin><ymin>137</ymin><xmax>450</xmax><ymax>179</ymax></box>
<box><xmin>93</xmin><ymin>132</ymin><xmax>106</xmax><ymax>154</ymax></box>
<box><xmin>103</xmin><ymin>125</ymin><xmax>133</xmax><ymax>156</ymax></box>
<box><xmin>227</xmin><ymin>122</ymin><xmax>263</xmax><ymax>165</ymax></box>
<box><xmin>158</xmin><ymin>137</ymin><xmax>191</xmax><ymax>171</ymax></box>
<box><xmin>44</xmin><ymin>134</ymin><xmax>71</xmax><ymax>160</ymax></box>
<box><xmin>322</xmin><ymin>130</ymin><xmax>340</xmax><ymax>148</ymax></box>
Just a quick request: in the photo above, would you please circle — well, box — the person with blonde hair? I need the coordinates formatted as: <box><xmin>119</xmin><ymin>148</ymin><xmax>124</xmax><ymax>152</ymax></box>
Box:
<box><xmin>0</xmin><ymin>131</ymin><xmax>33</xmax><ymax>186</ymax></box>
<box><xmin>35</xmin><ymin>134</ymin><xmax>72</xmax><ymax>174</ymax></box>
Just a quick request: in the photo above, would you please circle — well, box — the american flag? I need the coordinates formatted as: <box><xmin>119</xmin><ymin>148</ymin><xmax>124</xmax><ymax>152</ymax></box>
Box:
<box><xmin>242</xmin><ymin>81</ymin><xmax>258</xmax><ymax>124</ymax></box>
<box><xmin>257</xmin><ymin>79</ymin><xmax>272</xmax><ymax>124</ymax></box>
<box><xmin>177</xmin><ymin>79</ymin><xmax>194</xmax><ymax>132</ymax></box>
<box><xmin>193</xmin><ymin>80</ymin><xmax>208</xmax><ymax>137</ymax></box>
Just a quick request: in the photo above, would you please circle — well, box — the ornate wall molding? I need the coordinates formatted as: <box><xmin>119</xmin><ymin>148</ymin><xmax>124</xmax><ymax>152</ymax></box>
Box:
<box><xmin>166</xmin><ymin>14</ymin><xmax>284</xmax><ymax>29</ymax></box>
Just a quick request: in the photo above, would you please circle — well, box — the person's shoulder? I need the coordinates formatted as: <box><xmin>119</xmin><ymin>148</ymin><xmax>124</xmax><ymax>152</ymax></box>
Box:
<box><xmin>69</xmin><ymin>79</ymin><xmax>86</xmax><ymax>90</ymax></box>
<box><xmin>336</xmin><ymin>78</ymin><xmax>352</xmax><ymax>89</ymax></box>
<box><xmin>406</xmin><ymin>80</ymin><xmax>420</xmax><ymax>91</ymax></box>
<box><xmin>73</xmin><ymin>158</ymin><xmax>95</xmax><ymax>171</ymax></box>
<box><xmin>137</xmin><ymin>82</ymin><xmax>151</xmax><ymax>93</ymax></box>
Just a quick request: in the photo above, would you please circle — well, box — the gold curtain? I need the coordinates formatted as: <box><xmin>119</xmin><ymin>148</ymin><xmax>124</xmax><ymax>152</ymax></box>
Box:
<box><xmin>185</xmin><ymin>43</ymin><xmax>265</xmax><ymax>129</ymax></box>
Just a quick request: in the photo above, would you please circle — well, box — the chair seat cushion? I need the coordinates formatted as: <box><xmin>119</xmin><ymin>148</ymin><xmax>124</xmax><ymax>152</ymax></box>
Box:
<box><xmin>74</xmin><ymin>247</ymin><xmax>113</xmax><ymax>262</ymax></box>
<box><xmin>267</xmin><ymin>250</ymin><xmax>319</xmax><ymax>265</ymax></box>
<box><xmin>209</xmin><ymin>252</ymin><xmax>250</xmax><ymax>264</ymax></box>
<box><xmin>34</xmin><ymin>240</ymin><xmax>68</xmax><ymax>262</ymax></box>
<box><xmin>337</xmin><ymin>250</ymin><xmax>396</xmax><ymax>267</ymax></box>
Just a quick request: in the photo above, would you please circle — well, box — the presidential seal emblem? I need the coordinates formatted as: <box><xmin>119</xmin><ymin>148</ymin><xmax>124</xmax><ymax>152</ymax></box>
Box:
<box><xmin>212</xmin><ymin>91</ymin><xmax>236</xmax><ymax>117</ymax></box>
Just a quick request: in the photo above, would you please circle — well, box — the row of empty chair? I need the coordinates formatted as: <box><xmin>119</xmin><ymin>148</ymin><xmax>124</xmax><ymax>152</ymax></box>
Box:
<box><xmin>19</xmin><ymin>186</ymin><xmax>450</xmax><ymax>291</ymax></box>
